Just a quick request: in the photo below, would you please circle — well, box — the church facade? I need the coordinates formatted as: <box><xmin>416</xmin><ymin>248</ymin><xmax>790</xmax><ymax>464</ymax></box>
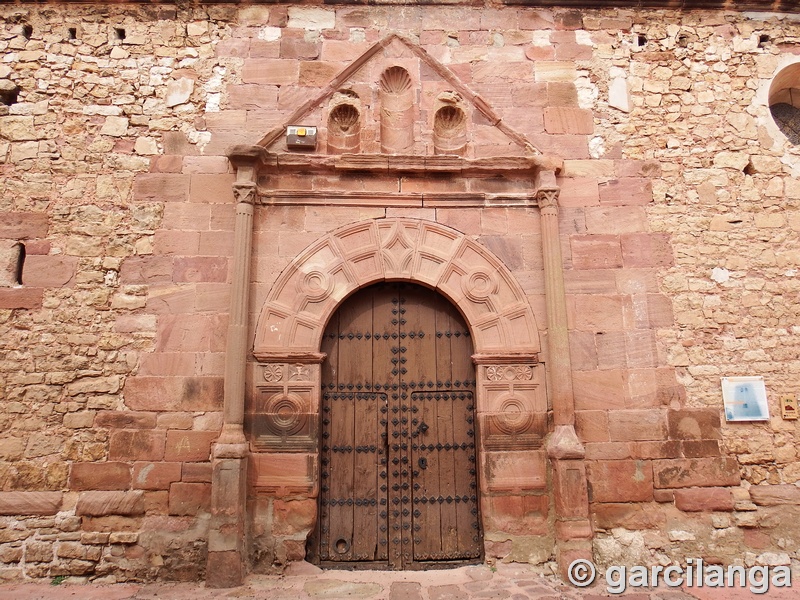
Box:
<box><xmin>2</xmin><ymin>0</ymin><xmax>800</xmax><ymax>585</ymax></box>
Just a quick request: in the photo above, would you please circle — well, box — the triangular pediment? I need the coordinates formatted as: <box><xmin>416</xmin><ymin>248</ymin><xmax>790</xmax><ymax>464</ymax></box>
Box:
<box><xmin>257</xmin><ymin>34</ymin><xmax>540</xmax><ymax>159</ymax></box>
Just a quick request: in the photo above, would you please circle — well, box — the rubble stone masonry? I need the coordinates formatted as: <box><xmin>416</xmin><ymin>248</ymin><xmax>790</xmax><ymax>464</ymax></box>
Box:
<box><xmin>1</xmin><ymin>0</ymin><xmax>800</xmax><ymax>583</ymax></box>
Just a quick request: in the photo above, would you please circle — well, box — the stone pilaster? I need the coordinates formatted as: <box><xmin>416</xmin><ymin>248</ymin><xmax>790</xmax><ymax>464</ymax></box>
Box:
<box><xmin>536</xmin><ymin>170</ymin><xmax>593</xmax><ymax>573</ymax></box>
<box><xmin>206</xmin><ymin>146</ymin><xmax>263</xmax><ymax>588</ymax></box>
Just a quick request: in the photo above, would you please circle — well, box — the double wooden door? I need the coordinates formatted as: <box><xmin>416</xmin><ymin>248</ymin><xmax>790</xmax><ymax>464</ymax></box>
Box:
<box><xmin>312</xmin><ymin>282</ymin><xmax>481</xmax><ymax>569</ymax></box>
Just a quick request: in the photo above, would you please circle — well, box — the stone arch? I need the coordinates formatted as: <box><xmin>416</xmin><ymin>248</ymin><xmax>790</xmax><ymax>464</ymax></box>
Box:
<box><xmin>253</xmin><ymin>217</ymin><xmax>541</xmax><ymax>357</ymax></box>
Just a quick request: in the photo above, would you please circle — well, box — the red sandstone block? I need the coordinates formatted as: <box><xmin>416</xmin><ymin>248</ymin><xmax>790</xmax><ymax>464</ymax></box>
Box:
<box><xmin>625</xmin><ymin>330</ymin><xmax>657</xmax><ymax>368</ymax></box>
<box><xmin>76</xmin><ymin>491</ymin><xmax>145</xmax><ymax>517</ymax></box>
<box><xmin>280</xmin><ymin>37</ymin><xmax>319</xmax><ymax>60</ymax></box>
<box><xmin>204</xmin><ymin>111</ymin><xmax>247</xmax><ymax>131</ymax></box>
<box><xmin>510</xmin><ymin>82</ymin><xmax>549</xmax><ymax>108</ymax></box>
<box><xmin>0</xmin><ymin>492</ymin><xmax>62</xmax><ymax>515</ymax></box>
<box><xmin>132</xmin><ymin>462</ymin><xmax>182</xmax><ymax>490</ymax></box>
<box><xmin>0</xmin><ymin>212</ymin><xmax>48</xmax><ymax>239</ymax></box>
<box><xmin>227</xmin><ymin>84</ymin><xmax>279</xmax><ymax>110</ymax></box>
<box><xmin>145</xmin><ymin>285</ymin><xmax>197</xmax><ymax>314</ymax></box>
<box><xmin>214</xmin><ymin>38</ymin><xmax>250</xmax><ymax>58</ymax></box>
<box><xmin>483</xmin><ymin>494</ymin><xmax>549</xmax><ymax>536</ymax></box>
<box><xmin>555</xmin><ymin>520</ymin><xmax>592</xmax><ymax>541</ymax></box>
<box><xmin>595</xmin><ymin>331</ymin><xmax>626</xmax><ymax>370</ymax></box>
<box><xmin>621</xmin><ymin>233</ymin><xmax>673</xmax><ymax>268</ymax></box>
<box><xmin>153</xmin><ymin>230</ymin><xmax>200</xmax><ymax>256</ymax></box>
<box><xmin>189</xmin><ymin>174</ymin><xmax>235</xmax><ymax>204</ymax></box>
<box><xmin>525</xmin><ymin>45</ymin><xmax>556</xmax><ymax>61</ymax></box>
<box><xmin>646</xmin><ymin>294</ymin><xmax>675</xmax><ymax>327</ymax></box>
<box><xmin>182</xmin><ymin>462</ymin><xmax>212</xmax><ymax>483</ymax></box>
<box><xmin>653</xmin><ymin>457</ymin><xmax>741</xmax><ymax>489</ymax></box>
<box><xmin>584</xmin><ymin>442</ymin><xmax>631</xmax><ymax>460</ymax></box>
<box><xmin>242</xmin><ymin>59</ymin><xmax>298</xmax><ymax>85</ymax></box>
<box><xmin>557</xmin><ymin>177</ymin><xmax>599</xmax><ymax>207</ymax></box>
<box><xmin>95</xmin><ymin>411</ymin><xmax>157</xmax><ymax>429</ymax></box>
<box><xmin>155</xmin><ymin>314</ymin><xmax>227</xmax><ymax>353</ymax></box>
<box><xmin>181</xmin><ymin>156</ymin><xmax>230</xmax><ymax>175</ymax></box>
<box><xmin>173</xmin><ymin>256</ymin><xmax>228</xmax><ymax>283</ymax></box>
<box><xmin>630</xmin><ymin>440</ymin><xmax>681</xmax><ymax>459</ymax></box>
<box><xmin>138</xmin><ymin>352</ymin><xmax>195</xmax><ymax>377</ymax></box>
<box><xmin>585</xmin><ymin>206</ymin><xmax>648</xmax><ymax>234</ymax></box>
<box><xmin>109</xmin><ymin>430</ymin><xmax>166</xmax><ymax>462</ymax></box>
<box><xmin>569</xmin><ymin>331</ymin><xmax>598</xmax><ymax>370</ymax></box>
<box><xmin>70</xmin><ymin>462</ymin><xmax>131</xmax><ymax>491</ymax></box>
<box><xmin>555</xmin><ymin>42</ymin><xmax>593</xmax><ymax>61</ymax></box>
<box><xmin>569</xmin><ymin>295</ymin><xmax>625</xmax><ymax>330</ymax></box>
<box><xmin>588</xmin><ymin>460</ymin><xmax>654</xmax><ymax>502</ymax></box>
<box><xmin>668</xmin><ymin>409</ymin><xmax>721</xmax><ymax>441</ymax></box>
<box><xmin>544</xmin><ymin>107</ymin><xmax>594</xmax><ymax>135</ymax></box>
<box><xmin>119</xmin><ymin>256</ymin><xmax>173</xmax><ymax>284</ymax></box>
<box><xmin>593</xmin><ymin>503</ymin><xmax>665</xmax><ymax>530</ymax></box>
<box><xmin>599</xmin><ymin>178</ymin><xmax>653</xmax><ymax>206</ymax></box>
<box><xmin>164</xmin><ymin>431</ymin><xmax>218</xmax><ymax>462</ymax></box>
<box><xmin>198</xmin><ymin>231</ymin><xmax>235</xmax><ymax>257</ymax></box>
<box><xmin>144</xmin><ymin>490</ymin><xmax>169</xmax><ymax>514</ymax></box>
<box><xmin>575</xmin><ymin>410</ymin><xmax>608</xmax><ymax>443</ymax></box>
<box><xmin>125</xmin><ymin>376</ymin><xmax>223</xmax><ymax>412</ymax></box>
<box><xmin>17</xmin><ymin>256</ymin><xmax>76</xmax><ymax>288</ymax></box>
<box><xmin>133</xmin><ymin>174</ymin><xmax>189</xmax><ymax>202</ymax></box>
<box><xmin>195</xmin><ymin>283</ymin><xmax>231</xmax><ymax>312</ymax></box>
<box><xmin>168</xmin><ymin>482</ymin><xmax>211</xmax><ymax>516</ymax></box>
<box><xmin>674</xmin><ymin>487</ymin><xmax>734</xmax><ymax>512</ymax></box>
<box><xmin>150</xmin><ymin>155</ymin><xmax>183</xmax><ymax>173</ymax></box>
<box><xmin>249</xmin><ymin>40</ymin><xmax>281</xmax><ymax>59</ymax></box>
<box><xmin>608</xmin><ymin>409</ymin><xmax>667</xmax><ymax>442</ymax></box>
<box><xmin>555</xmin><ymin>10</ymin><xmax>583</xmax><ymax>29</ymax></box>
<box><xmin>616</xmin><ymin>159</ymin><xmax>662</xmax><ymax>178</ymax></box>
<box><xmin>531</xmin><ymin>134</ymin><xmax>589</xmax><ymax>160</ymax></box>
<box><xmin>564</xmin><ymin>270</ymin><xmax>617</xmax><ymax>295</ymax></box>
<box><xmin>573</xmin><ymin>370</ymin><xmax>626</xmax><ymax>411</ymax></box>
<box><xmin>547</xmin><ymin>82</ymin><xmax>579</xmax><ymax>107</ymax></box>
<box><xmin>682</xmin><ymin>440</ymin><xmax>721</xmax><ymax>458</ymax></box>
<box><xmin>570</xmin><ymin>235</ymin><xmax>622</xmax><ymax>270</ymax></box>
<box><xmin>0</xmin><ymin>288</ymin><xmax>43</xmax><ymax>309</ymax></box>
<box><xmin>114</xmin><ymin>314</ymin><xmax>158</xmax><ymax>334</ymax></box>
<box><xmin>749</xmin><ymin>485</ymin><xmax>800</xmax><ymax>506</ymax></box>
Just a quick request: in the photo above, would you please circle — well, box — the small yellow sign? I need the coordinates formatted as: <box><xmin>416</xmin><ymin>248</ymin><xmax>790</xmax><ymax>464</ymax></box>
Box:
<box><xmin>780</xmin><ymin>394</ymin><xmax>798</xmax><ymax>420</ymax></box>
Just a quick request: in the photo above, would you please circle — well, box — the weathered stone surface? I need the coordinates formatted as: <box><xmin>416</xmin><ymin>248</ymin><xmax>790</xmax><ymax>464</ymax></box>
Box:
<box><xmin>749</xmin><ymin>485</ymin><xmax>800</xmax><ymax>506</ymax></box>
<box><xmin>75</xmin><ymin>491</ymin><xmax>145</xmax><ymax>516</ymax></box>
<box><xmin>0</xmin><ymin>492</ymin><xmax>62</xmax><ymax>515</ymax></box>
<box><xmin>673</xmin><ymin>487</ymin><xmax>734</xmax><ymax>512</ymax></box>
<box><xmin>653</xmin><ymin>458</ymin><xmax>741</xmax><ymax>489</ymax></box>
<box><xmin>587</xmin><ymin>460</ymin><xmax>653</xmax><ymax>503</ymax></box>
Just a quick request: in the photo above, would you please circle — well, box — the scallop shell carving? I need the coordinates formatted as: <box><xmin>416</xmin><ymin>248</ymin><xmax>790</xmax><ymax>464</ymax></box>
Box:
<box><xmin>328</xmin><ymin>103</ymin><xmax>360</xmax><ymax>134</ymax></box>
<box><xmin>380</xmin><ymin>66</ymin><xmax>412</xmax><ymax>95</ymax></box>
<box><xmin>434</xmin><ymin>105</ymin><xmax>466</xmax><ymax>135</ymax></box>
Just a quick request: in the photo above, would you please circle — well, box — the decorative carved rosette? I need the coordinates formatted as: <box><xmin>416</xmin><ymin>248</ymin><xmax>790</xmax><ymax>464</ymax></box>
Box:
<box><xmin>485</xmin><ymin>365</ymin><xmax>534</xmax><ymax>381</ymax></box>
<box><xmin>263</xmin><ymin>364</ymin><xmax>284</xmax><ymax>382</ymax></box>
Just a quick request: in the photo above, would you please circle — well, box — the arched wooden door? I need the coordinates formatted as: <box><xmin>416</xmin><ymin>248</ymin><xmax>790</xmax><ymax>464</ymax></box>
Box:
<box><xmin>311</xmin><ymin>282</ymin><xmax>482</xmax><ymax>569</ymax></box>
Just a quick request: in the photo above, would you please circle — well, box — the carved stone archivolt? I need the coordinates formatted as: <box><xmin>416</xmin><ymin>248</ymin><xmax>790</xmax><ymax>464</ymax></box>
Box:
<box><xmin>254</xmin><ymin>218</ymin><xmax>541</xmax><ymax>357</ymax></box>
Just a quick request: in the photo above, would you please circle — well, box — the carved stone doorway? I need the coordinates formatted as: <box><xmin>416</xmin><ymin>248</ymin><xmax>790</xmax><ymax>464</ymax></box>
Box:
<box><xmin>310</xmin><ymin>282</ymin><xmax>482</xmax><ymax>569</ymax></box>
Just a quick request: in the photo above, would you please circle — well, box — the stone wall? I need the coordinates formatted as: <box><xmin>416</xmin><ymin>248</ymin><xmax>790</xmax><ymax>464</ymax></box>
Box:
<box><xmin>1</xmin><ymin>1</ymin><xmax>800</xmax><ymax>582</ymax></box>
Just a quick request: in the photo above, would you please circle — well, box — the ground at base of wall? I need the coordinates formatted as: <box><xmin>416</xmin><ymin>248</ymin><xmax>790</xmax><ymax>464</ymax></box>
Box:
<box><xmin>2</xmin><ymin>562</ymin><xmax>799</xmax><ymax>599</ymax></box>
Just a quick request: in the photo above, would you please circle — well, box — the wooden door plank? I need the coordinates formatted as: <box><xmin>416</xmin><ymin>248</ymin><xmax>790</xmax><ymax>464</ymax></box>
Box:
<box><xmin>351</xmin><ymin>288</ymin><xmax>380</xmax><ymax>561</ymax></box>
<box><xmin>318</xmin><ymin>311</ymin><xmax>339</xmax><ymax>562</ymax></box>
<box><xmin>434</xmin><ymin>297</ymin><xmax>459</xmax><ymax>557</ymax></box>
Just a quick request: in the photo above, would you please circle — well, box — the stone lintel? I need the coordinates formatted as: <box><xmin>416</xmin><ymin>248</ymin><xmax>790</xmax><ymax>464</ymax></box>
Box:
<box><xmin>260</xmin><ymin>152</ymin><xmax>560</xmax><ymax>176</ymax></box>
<box><xmin>472</xmin><ymin>352</ymin><xmax>540</xmax><ymax>365</ymax></box>
<box><xmin>227</xmin><ymin>144</ymin><xmax>269</xmax><ymax>169</ymax></box>
<box><xmin>252</xmin><ymin>351</ymin><xmax>327</xmax><ymax>364</ymax></box>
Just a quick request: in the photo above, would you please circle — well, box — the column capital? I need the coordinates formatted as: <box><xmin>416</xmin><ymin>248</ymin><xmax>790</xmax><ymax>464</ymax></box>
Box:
<box><xmin>536</xmin><ymin>187</ymin><xmax>560</xmax><ymax>211</ymax></box>
<box><xmin>232</xmin><ymin>181</ymin><xmax>257</xmax><ymax>205</ymax></box>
